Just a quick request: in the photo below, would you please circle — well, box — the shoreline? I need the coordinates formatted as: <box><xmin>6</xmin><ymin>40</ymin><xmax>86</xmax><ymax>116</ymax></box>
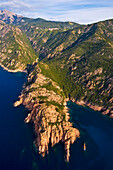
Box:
<box><xmin>1</xmin><ymin>61</ymin><xmax>112</xmax><ymax>118</ymax></box>
<box><xmin>71</xmin><ymin>98</ymin><xmax>113</xmax><ymax>117</ymax></box>
<box><xmin>0</xmin><ymin>63</ymin><xmax>27</xmax><ymax>73</ymax></box>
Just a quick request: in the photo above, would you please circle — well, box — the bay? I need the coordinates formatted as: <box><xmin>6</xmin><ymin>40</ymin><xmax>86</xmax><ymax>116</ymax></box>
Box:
<box><xmin>68</xmin><ymin>101</ymin><xmax>113</xmax><ymax>170</ymax></box>
<box><xmin>0</xmin><ymin>66</ymin><xmax>113</xmax><ymax>170</ymax></box>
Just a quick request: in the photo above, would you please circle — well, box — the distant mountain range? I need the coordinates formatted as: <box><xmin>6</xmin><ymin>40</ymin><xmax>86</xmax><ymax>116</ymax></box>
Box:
<box><xmin>0</xmin><ymin>9</ymin><xmax>113</xmax><ymax>161</ymax></box>
<box><xmin>0</xmin><ymin>9</ymin><xmax>79</xmax><ymax>28</ymax></box>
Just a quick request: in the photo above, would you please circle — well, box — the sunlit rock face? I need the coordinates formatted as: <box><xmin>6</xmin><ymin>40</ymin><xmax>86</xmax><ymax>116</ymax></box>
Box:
<box><xmin>0</xmin><ymin>9</ymin><xmax>23</xmax><ymax>24</ymax></box>
<box><xmin>15</xmin><ymin>64</ymin><xmax>80</xmax><ymax>162</ymax></box>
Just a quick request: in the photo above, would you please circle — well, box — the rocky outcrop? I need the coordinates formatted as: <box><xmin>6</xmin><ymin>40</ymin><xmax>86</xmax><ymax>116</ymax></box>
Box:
<box><xmin>14</xmin><ymin>96</ymin><xmax>23</xmax><ymax>107</ymax></box>
<box><xmin>32</xmin><ymin>103</ymin><xmax>79</xmax><ymax>162</ymax></box>
<box><xmin>15</xmin><ymin>64</ymin><xmax>80</xmax><ymax>162</ymax></box>
<box><xmin>0</xmin><ymin>63</ymin><xmax>27</xmax><ymax>73</ymax></box>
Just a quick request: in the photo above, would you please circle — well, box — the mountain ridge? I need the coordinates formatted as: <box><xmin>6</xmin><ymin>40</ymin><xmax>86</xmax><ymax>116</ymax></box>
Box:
<box><xmin>0</xmin><ymin>9</ymin><xmax>80</xmax><ymax>29</ymax></box>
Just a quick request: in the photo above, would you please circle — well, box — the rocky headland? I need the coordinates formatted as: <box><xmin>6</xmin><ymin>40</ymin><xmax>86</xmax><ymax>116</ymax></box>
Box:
<box><xmin>1</xmin><ymin>60</ymin><xmax>112</xmax><ymax>161</ymax></box>
<box><xmin>14</xmin><ymin>64</ymin><xmax>80</xmax><ymax>162</ymax></box>
<box><xmin>1</xmin><ymin>60</ymin><xmax>112</xmax><ymax>162</ymax></box>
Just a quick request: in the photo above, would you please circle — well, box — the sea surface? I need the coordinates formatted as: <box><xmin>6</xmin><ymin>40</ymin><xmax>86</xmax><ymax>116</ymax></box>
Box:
<box><xmin>0</xmin><ymin>66</ymin><xmax>113</xmax><ymax>170</ymax></box>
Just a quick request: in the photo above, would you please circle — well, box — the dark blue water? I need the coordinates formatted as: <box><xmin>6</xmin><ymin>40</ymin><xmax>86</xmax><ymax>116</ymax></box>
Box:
<box><xmin>68</xmin><ymin>101</ymin><xmax>113</xmax><ymax>170</ymax></box>
<box><xmin>0</xmin><ymin>66</ymin><xmax>113</xmax><ymax>170</ymax></box>
<box><xmin>0</xmin><ymin>67</ymin><xmax>66</xmax><ymax>170</ymax></box>
<box><xmin>0</xmin><ymin>67</ymin><xmax>35</xmax><ymax>170</ymax></box>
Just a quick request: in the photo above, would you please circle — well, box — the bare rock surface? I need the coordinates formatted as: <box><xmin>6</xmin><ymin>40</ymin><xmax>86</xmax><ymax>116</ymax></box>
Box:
<box><xmin>16</xmin><ymin>64</ymin><xmax>80</xmax><ymax>162</ymax></box>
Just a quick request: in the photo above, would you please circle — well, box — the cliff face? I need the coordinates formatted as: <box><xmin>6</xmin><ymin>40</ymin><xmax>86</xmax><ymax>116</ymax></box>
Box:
<box><xmin>29</xmin><ymin>103</ymin><xmax>79</xmax><ymax>162</ymax></box>
<box><xmin>14</xmin><ymin>64</ymin><xmax>80</xmax><ymax>162</ymax></box>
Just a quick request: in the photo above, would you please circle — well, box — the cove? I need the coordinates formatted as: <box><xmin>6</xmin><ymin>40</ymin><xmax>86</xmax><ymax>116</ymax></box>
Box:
<box><xmin>0</xmin><ymin>66</ymin><xmax>113</xmax><ymax>170</ymax></box>
<box><xmin>68</xmin><ymin>101</ymin><xmax>113</xmax><ymax>170</ymax></box>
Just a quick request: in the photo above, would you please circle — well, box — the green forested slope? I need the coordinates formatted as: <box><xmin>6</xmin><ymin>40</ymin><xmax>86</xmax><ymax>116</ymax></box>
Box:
<box><xmin>19</xmin><ymin>20</ymin><xmax>113</xmax><ymax>111</ymax></box>
<box><xmin>0</xmin><ymin>21</ymin><xmax>37</xmax><ymax>70</ymax></box>
<box><xmin>0</xmin><ymin>11</ymin><xmax>113</xmax><ymax>112</ymax></box>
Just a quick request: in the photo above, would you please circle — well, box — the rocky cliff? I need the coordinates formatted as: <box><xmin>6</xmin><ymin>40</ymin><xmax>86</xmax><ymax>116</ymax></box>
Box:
<box><xmin>14</xmin><ymin>63</ymin><xmax>80</xmax><ymax>162</ymax></box>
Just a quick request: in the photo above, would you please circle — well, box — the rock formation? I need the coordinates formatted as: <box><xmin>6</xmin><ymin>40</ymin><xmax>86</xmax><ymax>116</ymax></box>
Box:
<box><xmin>15</xmin><ymin>64</ymin><xmax>80</xmax><ymax>162</ymax></box>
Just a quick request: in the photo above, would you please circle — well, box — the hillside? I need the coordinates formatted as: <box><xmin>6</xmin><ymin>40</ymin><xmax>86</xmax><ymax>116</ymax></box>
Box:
<box><xmin>20</xmin><ymin>19</ymin><xmax>113</xmax><ymax>113</ymax></box>
<box><xmin>0</xmin><ymin>20</ymin><xmax>37</xmax><ymax>71</ymax></box>
<box><xmin>0</xmin><ymin>10</ymin><xmax>113</xmax><ymax>161</ymax></box>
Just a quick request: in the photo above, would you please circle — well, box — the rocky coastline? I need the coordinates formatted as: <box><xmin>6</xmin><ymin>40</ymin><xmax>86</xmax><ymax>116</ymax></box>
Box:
<box><xmin>1</xmin><ymin>62</ymin><xmax>112</xmax><ymax>162</ymax></box>
<box><xmin>14</xmin><ymin>65</ymin><xmax>80</xmax><ymax>162</ymax></box>
<box><xmin>14</xmin><ymin>94</ymin><xmax>80</xmax><ymax>162</ymax></box>
<box><xmin>71</xmin><ymin>98</ymin><xmax>113</xmax><ymax>117</ymax></box>
<box><xmin>0</xmin><ymin>63</ymin><xmax>27</xmax><ymax>73</ymax></box>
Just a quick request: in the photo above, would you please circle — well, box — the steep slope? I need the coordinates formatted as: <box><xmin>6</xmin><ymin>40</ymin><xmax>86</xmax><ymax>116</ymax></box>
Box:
<box><xmin>22</xmin><ymin>24</ymin><xmax>85</xmax><ymax>60</ymax></box>
<box><xmin>0</xmin><ymin>21</ymin><xmax>37</xmax><ymax>71</ymax></box>
<box><xmin>24</xmin><ymin>20</ymin><xmax>113</xmax><ymax>114</ymax></box>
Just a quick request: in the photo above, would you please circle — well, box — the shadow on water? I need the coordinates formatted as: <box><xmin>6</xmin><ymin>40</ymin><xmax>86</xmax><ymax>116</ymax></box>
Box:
<box><xmin>0</xmin><ymin>67</ymin><xmax>67</xmax><ymax>170</ymax></box>
<box><xmin>1</xmin><ymin>66</ymin><xmax>113</xmax><ymax>170</ymax></box>
<box><xmin>67</xmin><ymin>101</ymin><xmax>113</xmax><ymax>170</ymax></box>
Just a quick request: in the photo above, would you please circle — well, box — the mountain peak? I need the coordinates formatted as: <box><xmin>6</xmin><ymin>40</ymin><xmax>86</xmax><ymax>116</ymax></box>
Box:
<box><xmin>0</xmin><ymin>9</ymin><xmax>23</xmax><ymax>24</ymax></box>
<box><xmin>0</xmin><ymin>9</ymin><xmax>15</xmax><ymax>15</ymax></box>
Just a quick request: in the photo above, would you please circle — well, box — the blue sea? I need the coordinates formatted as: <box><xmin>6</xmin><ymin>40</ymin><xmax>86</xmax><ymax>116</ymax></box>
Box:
<box><xmin>0</xmin><ymin>66</ymin><xmax>113</xmax><ymax>170</ymax></box>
